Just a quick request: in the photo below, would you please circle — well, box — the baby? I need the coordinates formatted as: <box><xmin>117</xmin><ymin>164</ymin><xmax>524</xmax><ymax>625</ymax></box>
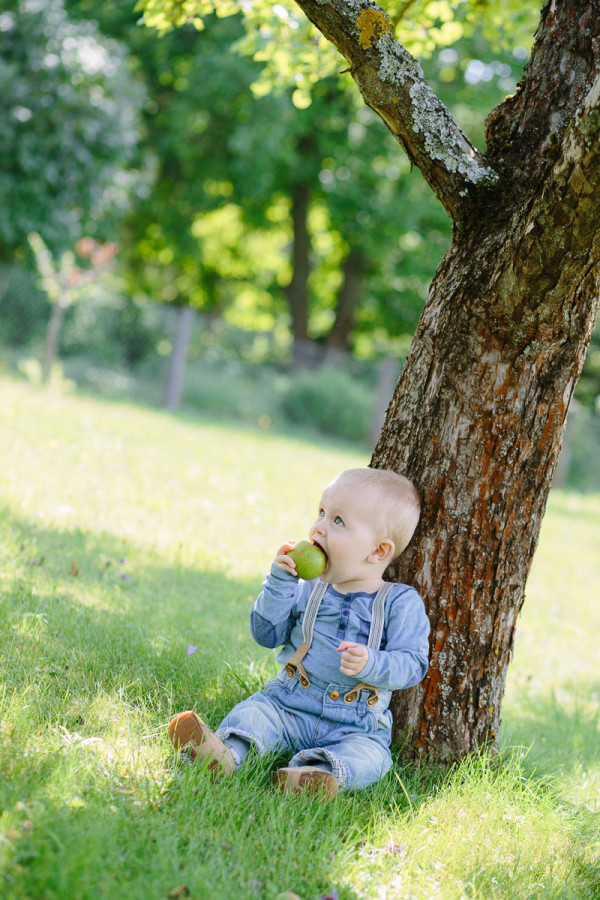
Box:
<box><xmin>169</xmin><ymin>468</ymin><xmax>430</xmax><ymax>795</ymax></box>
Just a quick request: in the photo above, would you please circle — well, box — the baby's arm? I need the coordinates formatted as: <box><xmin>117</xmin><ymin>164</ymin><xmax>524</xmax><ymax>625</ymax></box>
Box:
<box><xmin>249</xmin><ymin>545</ymin><xmax>301</xmax><ymax>648</ymax></box>
<box><xmin>339</xmin><ymin>588</ymin><xmax>430</xmax><ymax>689</ymax></box>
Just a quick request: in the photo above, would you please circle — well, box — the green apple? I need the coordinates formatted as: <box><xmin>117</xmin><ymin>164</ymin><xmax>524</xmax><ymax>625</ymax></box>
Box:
<box><xmin>287</xmin><ymin>540</ymin><xmax>326</xmax><ymax>580</ymax></box>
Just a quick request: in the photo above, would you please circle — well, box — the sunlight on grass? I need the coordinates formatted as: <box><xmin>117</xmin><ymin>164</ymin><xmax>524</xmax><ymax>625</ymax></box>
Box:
<box><xmin>503</xmin><ymin>491</ymin><xmax>600</xmax><ymax>809</ymax></box>
<box><xmin>0</xmin><ymin>376</ymin><xmax>367</xmax><ymax>580</ymax></box>
<box><xmin>1</xmin><ymin>374</ymin><xmax>599</xmax><ymax>899</ymax></box>
<box><xmin>335</xmin><ymin>753</ymin><xmax>594</xmax><ymax>899</ymax></box>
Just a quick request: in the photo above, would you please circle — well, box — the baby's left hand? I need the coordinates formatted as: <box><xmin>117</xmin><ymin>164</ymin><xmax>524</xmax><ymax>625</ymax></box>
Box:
<box><xmin>337</xmin><ymin>641</ymin><xmax>368</xmax><ymax>676</ymax></box>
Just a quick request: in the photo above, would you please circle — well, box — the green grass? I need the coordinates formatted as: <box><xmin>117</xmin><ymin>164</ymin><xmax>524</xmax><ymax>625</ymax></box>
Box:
<box><xmin>1</xmin><ymin>373</ymin><xmax>599</xmax><ymax>900</ymax></box>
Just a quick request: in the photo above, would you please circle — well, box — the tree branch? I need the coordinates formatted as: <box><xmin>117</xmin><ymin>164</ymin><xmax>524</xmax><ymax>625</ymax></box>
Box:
<box><xmin>292</xmin><ymin>0</ymin><xmax>498</xmax><ymax>224</ymax></box>
<box><xmin>485</xmin><ymin>0</ymin><xmax>600</xmax><ymax>186</ymax></box>
<box><xmin>514</xmin><ymin>69</ymin><xmax>600</xmax><ymax>317</ymax></box>
<box><xmin>553</xmin><ymin>69</ymin><xmax>600</xmax><ymax>181</ymax></box>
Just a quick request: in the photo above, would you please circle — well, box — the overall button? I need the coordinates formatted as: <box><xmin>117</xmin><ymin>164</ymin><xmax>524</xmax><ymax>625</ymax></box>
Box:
<box><xmin>329</xmin><ymin>690</ymin><xmax>340</xmax><ymax>700</ymax></box>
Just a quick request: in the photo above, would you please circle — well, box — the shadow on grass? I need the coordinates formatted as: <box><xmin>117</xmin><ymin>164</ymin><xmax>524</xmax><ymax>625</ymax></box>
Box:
<box><xmin>1</xmin><ymin>505</ymin><xmax>273</xmax><ymax>729</ymax></box>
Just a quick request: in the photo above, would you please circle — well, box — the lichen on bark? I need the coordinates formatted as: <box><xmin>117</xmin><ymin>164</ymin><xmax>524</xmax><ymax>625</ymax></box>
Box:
<box><xmin>356</xmin><ymin>7</ymin><xmax>393</xmax><ymax>49</ymax></box>
<box><xmin>376</xmin><ymin>33</ymin><xmax>498</xmax><ymax>185</ymax></box>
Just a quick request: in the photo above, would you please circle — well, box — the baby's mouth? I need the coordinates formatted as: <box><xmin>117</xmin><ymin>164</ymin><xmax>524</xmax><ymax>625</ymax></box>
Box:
<box><xmin>312</xmin><ymin>539</ymin><xmax>329</xmax><ymax>567</ymax></box>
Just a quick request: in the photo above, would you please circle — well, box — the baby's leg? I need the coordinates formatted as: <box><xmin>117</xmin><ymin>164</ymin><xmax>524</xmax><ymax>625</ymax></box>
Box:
<box><xmin>285</xmin><ymin>733</ymin><xmax>392</xmax><ymax>791</ymax></box>
<box><xmin>216</xmin><ymin>690</ymin><xmax>293</xmax><ymax>767</ymax></box>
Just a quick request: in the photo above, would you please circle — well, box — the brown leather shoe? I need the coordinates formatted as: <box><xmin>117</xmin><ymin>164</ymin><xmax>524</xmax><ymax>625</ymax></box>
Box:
<box><xmin>273</xmin><ymin>766</ymin><xmax>338</xmax><ymax>797</ymax></box>
<box><xmin>168</xmin><ymin>710</ymin><xmax>235</xmax><ymax>775</ymax></box>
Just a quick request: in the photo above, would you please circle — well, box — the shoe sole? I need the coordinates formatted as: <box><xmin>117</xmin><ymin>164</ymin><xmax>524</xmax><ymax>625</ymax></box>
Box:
<box><xmin>168</xmin><ymin>711</ymin><xmax>234</xmax><ymax>774</ymax></box>
<box><xmin>168</xmin><ymin>710</ymin><xmax>205</xmax><ymax>760</ymax></box>
<box><xmin>273</xmin><ymin>768</ymin><xmax>338</xmax><ymax>797</ymax></box>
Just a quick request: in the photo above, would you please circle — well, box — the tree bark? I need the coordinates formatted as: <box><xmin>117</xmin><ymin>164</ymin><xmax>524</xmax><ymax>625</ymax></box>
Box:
<box><xmin>294</xmin><ymin>0</ymin><xmax>600</xmax><ymax>760</ymax></box>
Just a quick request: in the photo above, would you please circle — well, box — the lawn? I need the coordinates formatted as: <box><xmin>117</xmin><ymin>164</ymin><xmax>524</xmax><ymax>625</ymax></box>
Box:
<box><xmin>1</xmin><ymin>373</ymin><xmax>599</xmax><ymax>900</ymax></box>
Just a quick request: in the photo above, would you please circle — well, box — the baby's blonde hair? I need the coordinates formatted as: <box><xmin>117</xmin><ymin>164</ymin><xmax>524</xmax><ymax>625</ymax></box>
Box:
<box><xmin>333</xmin><ymin>467</ymin><xmax>421</xmax><ymax>558</ymax></box>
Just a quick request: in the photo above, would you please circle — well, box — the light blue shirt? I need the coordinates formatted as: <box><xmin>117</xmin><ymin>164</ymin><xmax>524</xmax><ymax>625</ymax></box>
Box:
<box><xmin>250</xmin><ymin>565</ymin><xmax>430</xmax><ymax>702</ymax></box>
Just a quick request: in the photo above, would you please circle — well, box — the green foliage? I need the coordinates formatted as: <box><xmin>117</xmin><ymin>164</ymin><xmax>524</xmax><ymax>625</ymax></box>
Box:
<box><xmin>64</xmin><ymin>2</ymin><xmax>442</xmax><ymax>350</ymax></box>
<box><xmin>136</xmin><ymin>0</ymin><xmax>542</xmax><ymax>102</ymax></box>
<box><xmin>0</xmin><ymin>0</ymin><xmax>144</xmax><ymax>258</ymax></box>
<box><xmin>11</xmin><ymin>0</ymin><xmax>591</xmax><ymax>383</ymax></box>
<box><xmin>59</xmin><ymin>294</ymin><xmax>165</xmax><ymax>368</ymax></box>
<box><xmin>0</xmin><ymin>261</ymin><xmax>166</xmax><ymax>374</ymax></box>
<box><xmin>179</xmin><ymin>360</ymin><xmax>279</xmax><ymax>424</ymax></box>
<box><xmin>563</xmin><ymin>405</ymin><xmax>600</xmax><ymax>493</ymax></box>
<box><xmin>138</xmin><ymin>0</ymin><xmax>342</xmax><ymax>108</ymax></box>
<box><xmin>67</xmin><ymin>3</ymin><xmax>286</xmax><ymax>316</ymax></box>
<box><xmin>391</xmin><ymin>0</ymin><xmax>540</xmax><ymax>59</ymax></box>
<box><xmin>63</xmin><ymin>0</ymin><xmax>541</xmax><ymax>360</ymax></box>
<box><xmin>577</xmin><ymin>315</ymin><xmax>600</xmax><ymax>412</ymax></box>
<box><xmin>0</xmin><ymin>265</ymin><xmax>49</xmax><ymax>346</ymax></box>
<box><xmin>281</xmin><ymin>367</ymin><xmax>374</xmax><ymax>442</ymax></box>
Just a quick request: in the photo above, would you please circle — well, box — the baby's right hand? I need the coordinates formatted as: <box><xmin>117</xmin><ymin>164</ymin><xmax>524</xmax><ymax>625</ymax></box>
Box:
<box><xmin>273</xmin><ymin>540</ymin><xmax>298</xmax><ymax>576</ymax></box>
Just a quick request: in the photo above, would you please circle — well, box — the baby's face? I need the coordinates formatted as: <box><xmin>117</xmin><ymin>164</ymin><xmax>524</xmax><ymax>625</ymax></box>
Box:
<box><xmin>308</xmin><ymin>479</ymin><xmax>383</xmax><ymax>586</ymax></box>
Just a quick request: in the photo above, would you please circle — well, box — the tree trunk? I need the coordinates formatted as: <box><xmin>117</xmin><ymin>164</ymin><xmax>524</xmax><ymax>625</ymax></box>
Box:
<box><xmin>164</xmin><ymin>304</ymin><xmax>195</xmax><ymax>411</ymax></box>
<box><xmin>551</xmin><ymin>401</ymin><xmax>577</xmax><ymax>488</ymax></box>
<box><xmin>294</xmin><ymin>0</ymin><xmax>600</xmax><ymax>760</ymax></box>
<box><xmin>376</xmin><ymin>225</ymin><xmax>598</xmax><ymax>761</ymax></box>
<box><xmin>285</xmin><ymin>181</ymin><xmax>313</xmax><ymax>367</ymax></box>
<box><xmin>326</xmin><ymin>248</ymin><xmax>365</xmax><ymax>353</ymax></box>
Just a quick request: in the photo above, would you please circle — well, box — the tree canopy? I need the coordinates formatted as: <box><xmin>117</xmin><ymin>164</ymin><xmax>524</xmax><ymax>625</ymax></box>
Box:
<box><xmin>63</xmin><ymin>0</ymin><xmax>536</xmax><ymax>360</ymax></box>
<box><xmin>138</xmin><ymin>0</ymin><xmax>540</xmax><ymax>108</ymax></box>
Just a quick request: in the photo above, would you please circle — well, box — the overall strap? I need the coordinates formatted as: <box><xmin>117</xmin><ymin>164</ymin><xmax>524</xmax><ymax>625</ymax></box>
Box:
<box><xmin>344</xmin><ymin>581</ymin><xmax>393</xmax><ymax>707</ymax></box>
<box><xmin>301</xmin><ymin>579</ymin><xmax>328</xmax><ymax>643</ymax></box>
<box><xmin>367</xmin><ymin>581</ymin><xmax>392</xmax><ymax>650</ymax></box>
<box><xmin>284</xmin><ymin>579</ymin><xmax>328</xmax><ymax>683</ymax></box>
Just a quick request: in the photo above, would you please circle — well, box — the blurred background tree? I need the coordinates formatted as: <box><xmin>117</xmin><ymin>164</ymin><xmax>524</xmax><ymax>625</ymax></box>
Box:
<box><xmin>0</xmin><ymin>0</ymin><xmax>144</xmax><ymax>259</ymax></box>
<box><xmin>0</xmin><ymin>0</ymin><xmax>144</xmax><ymax>363</ymax></box>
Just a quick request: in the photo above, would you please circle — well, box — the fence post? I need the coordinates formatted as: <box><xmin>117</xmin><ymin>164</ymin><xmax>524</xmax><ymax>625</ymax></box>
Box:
<box><xmin>165</xmin><ymin>304</ymin><xmax>195</xmax><ymax>411</ymax></box>
<box><xmin>370</xmin><ymin>357</ymin><xmax>400</xmax><ymax>447</ymax></box>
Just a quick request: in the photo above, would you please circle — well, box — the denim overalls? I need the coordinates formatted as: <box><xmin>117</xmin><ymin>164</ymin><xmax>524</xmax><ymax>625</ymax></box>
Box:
<box><xmin>216</xmin><ymin>567</ymin><xmax>430</xmax><ymax>790</ymax></box>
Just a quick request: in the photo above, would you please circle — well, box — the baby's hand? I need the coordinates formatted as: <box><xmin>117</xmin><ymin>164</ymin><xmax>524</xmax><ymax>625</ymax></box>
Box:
<box><xmin>273</xmin><ymin>540</ymin><xmax>298</xmax><ymax>576</ymax></box>
<box><xmin>337</xmin><ymin>641</ymin><xmax>368</xmax><ymax>676</ymax></box>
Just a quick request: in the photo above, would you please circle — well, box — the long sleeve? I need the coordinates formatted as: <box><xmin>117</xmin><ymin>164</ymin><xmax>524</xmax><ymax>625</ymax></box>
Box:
<box><xmin>250</xmin><ymin>565</ymin><xmax>300</xmax><ymax>649</ymax></box>
<box><xmin>357</xmin><ymin>588</ymin><xmax>430</xmax><ymax>691</ymax></box>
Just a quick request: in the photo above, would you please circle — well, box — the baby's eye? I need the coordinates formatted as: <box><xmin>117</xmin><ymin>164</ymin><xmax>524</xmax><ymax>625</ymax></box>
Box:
<box><xmin>334</xmin><ymin>515</ymin><xmax>344</xmax><ymax>526</ymax></box>
<box><xmin>318</xmin><ymin>509</ymin><xmax>325</xmax><ymax>518</ymax></box>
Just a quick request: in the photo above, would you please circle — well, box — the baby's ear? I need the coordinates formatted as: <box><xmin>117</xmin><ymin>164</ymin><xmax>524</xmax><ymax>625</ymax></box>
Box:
<box><xmin>369</xmin><ymin>540</ymin><xmax>395</xmax><ymax>564</ymax></box>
